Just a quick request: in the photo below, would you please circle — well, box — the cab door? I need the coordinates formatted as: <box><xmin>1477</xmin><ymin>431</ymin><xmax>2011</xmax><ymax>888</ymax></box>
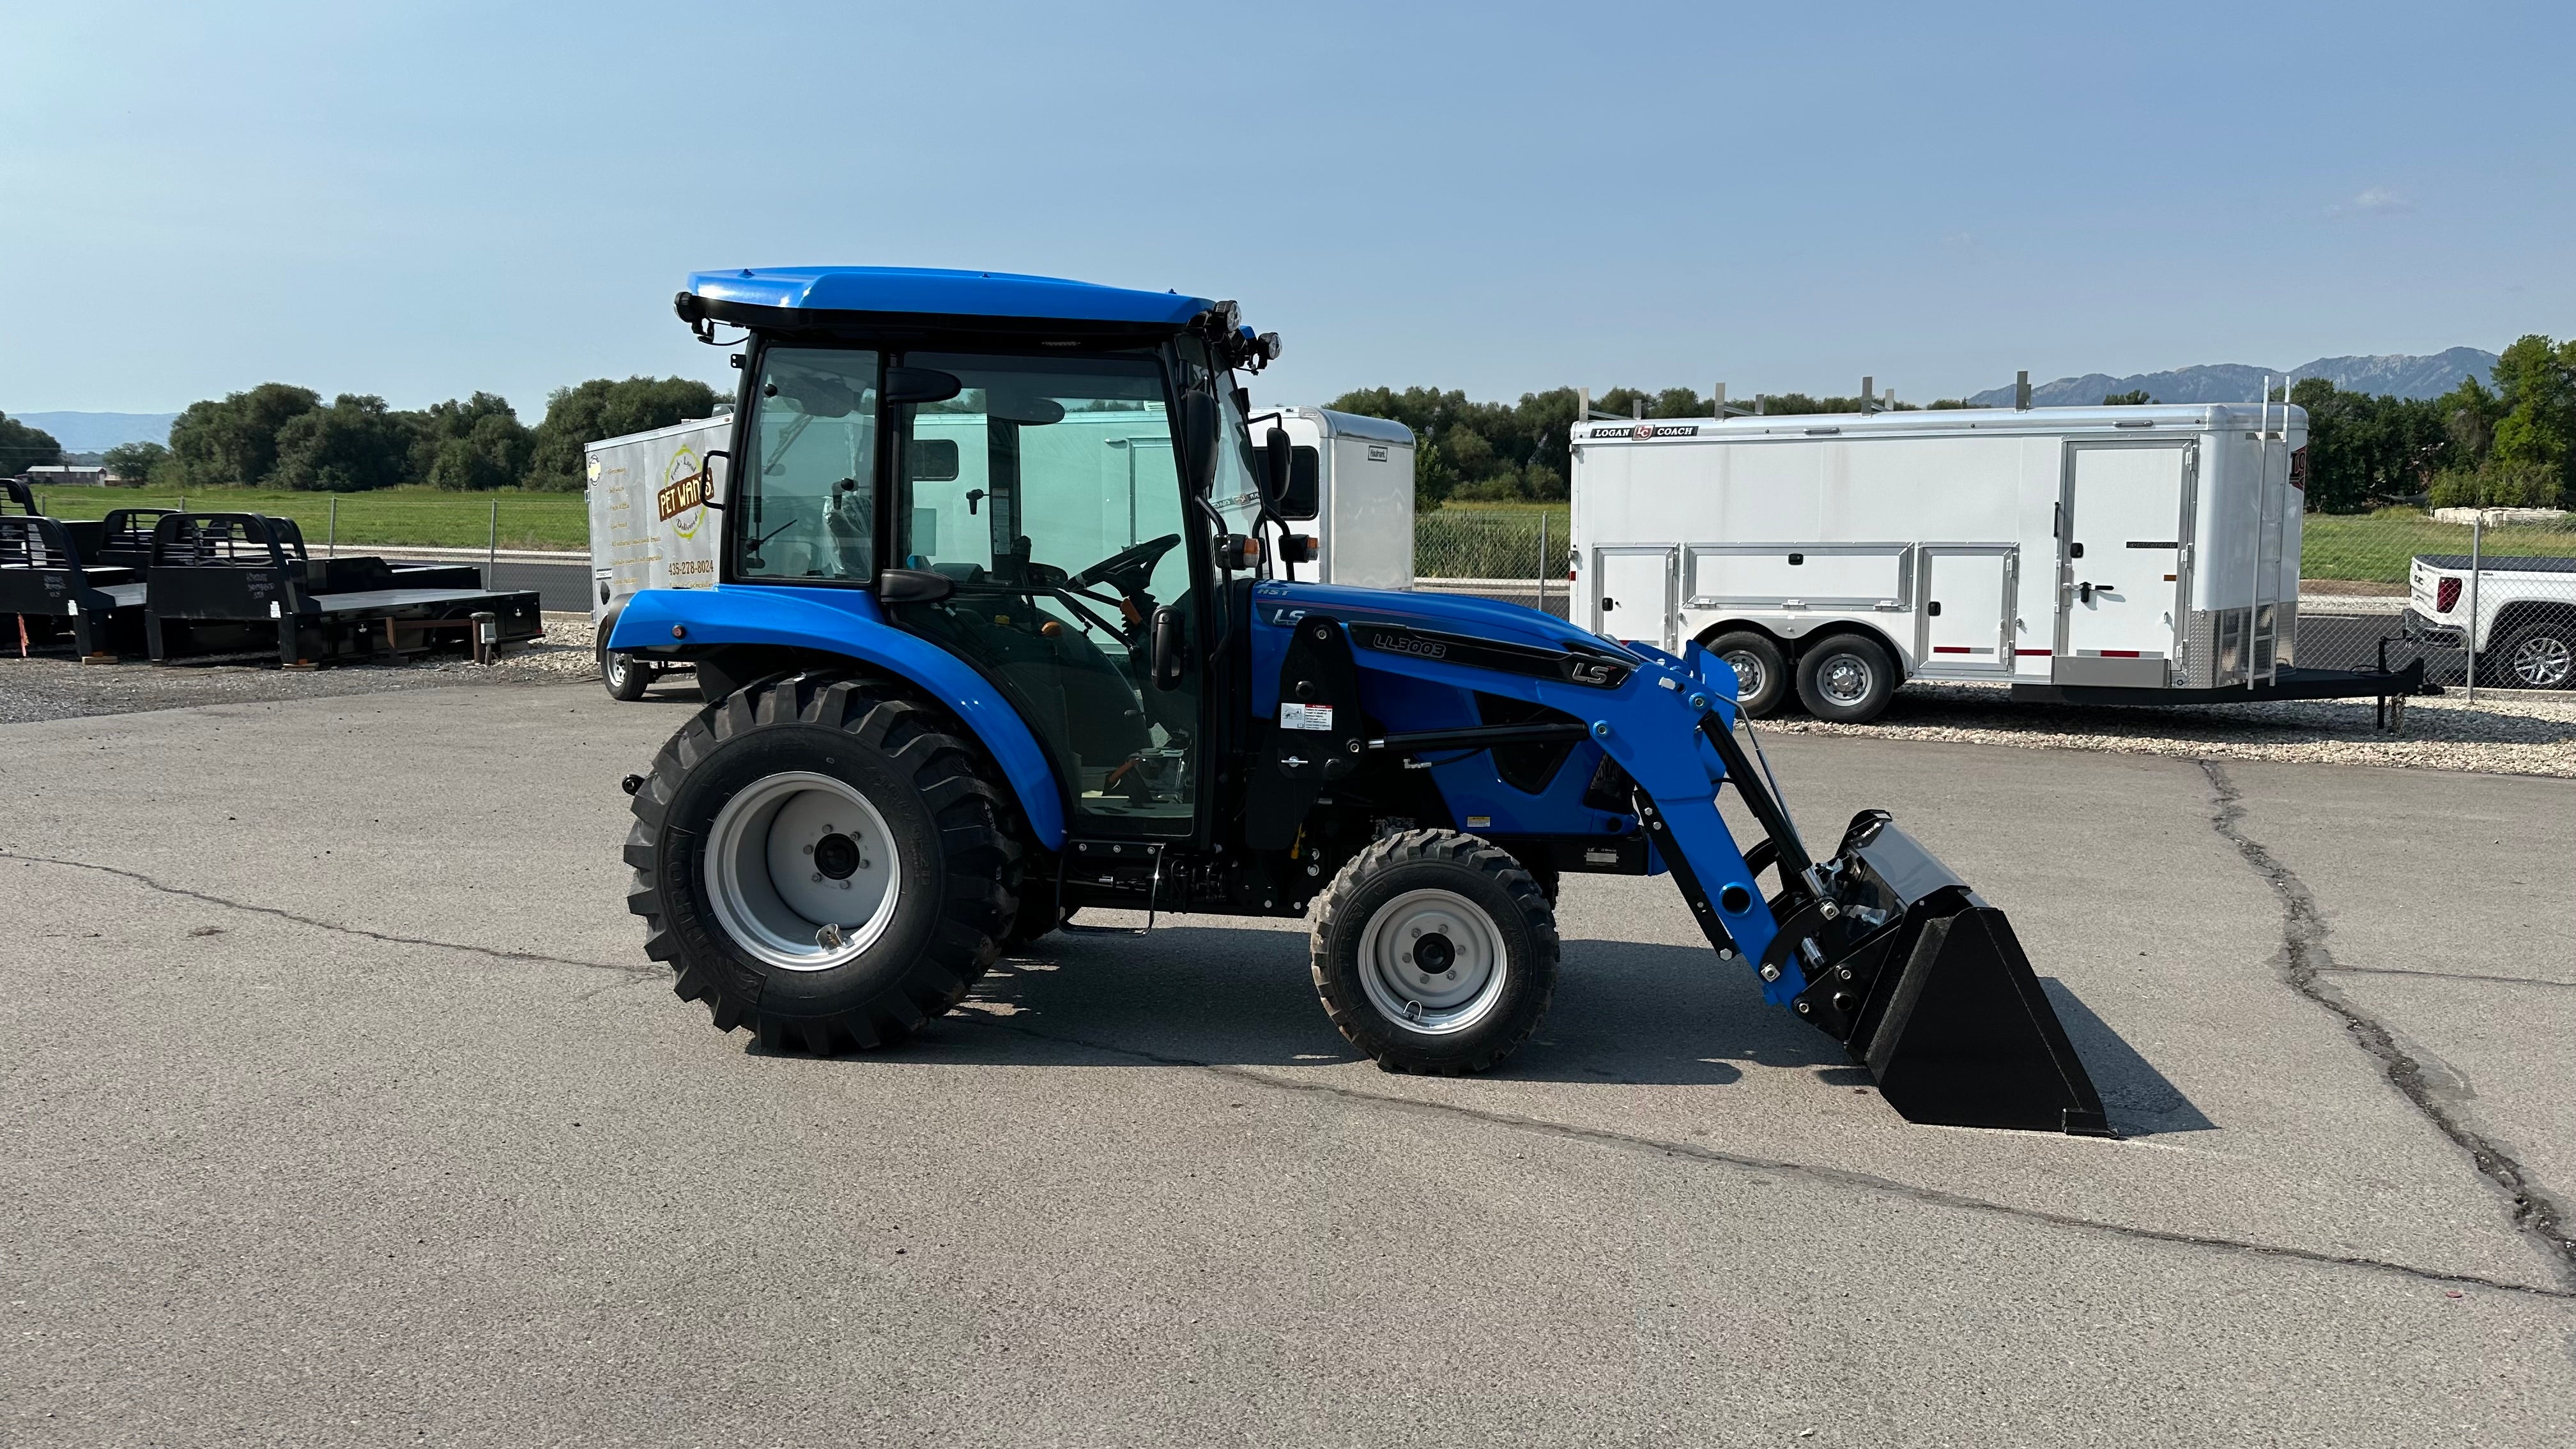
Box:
<box><xmin>885</xmin><ymin>350</ymin><xmax>1206</xmax><ymax>837</ymax></box>
<box><xmin>2056</xmin><ymin>443</ymin><xmax>2193</xmax><ymax>687</ymax></box>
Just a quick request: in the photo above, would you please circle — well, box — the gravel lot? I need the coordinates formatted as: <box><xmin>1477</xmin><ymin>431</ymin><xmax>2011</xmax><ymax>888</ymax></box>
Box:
<box><xmin>0</xmin><ymin>613</ymin><xmax>601</xmax><ymax>723</ymax></box>
<box><xmin>1766</xmin><ymin>681</ymin><xmax>2576</xmax><ymax>778</ymax></box>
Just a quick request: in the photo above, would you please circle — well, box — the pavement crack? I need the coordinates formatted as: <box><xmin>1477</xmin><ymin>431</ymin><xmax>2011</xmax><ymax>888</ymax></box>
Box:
<box><xmin>955</xmin><ymin>1013</ymin><xmax>2575</xmax><ymax>1302</ymax></box>
<box><xmin>3</xmin><ymin>851</ymin><xmax>655</xmax><ymax>979</ymax></box>
<box><xmin>2197</xmin><ymin>760</ymin><xmax>2576</xmax><ymax>1290</ymax></box>
<box><xmin>2320</xmin><ymin>963</ymin><xmax>2576</xmax><ymax>991</ymax></box>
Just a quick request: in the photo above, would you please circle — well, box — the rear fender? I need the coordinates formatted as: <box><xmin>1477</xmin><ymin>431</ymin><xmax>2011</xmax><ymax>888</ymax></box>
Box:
<box><xmin>608</xmin><ymin>584</ymin><xmax>1069</xmax><ymax>848</ymax></box>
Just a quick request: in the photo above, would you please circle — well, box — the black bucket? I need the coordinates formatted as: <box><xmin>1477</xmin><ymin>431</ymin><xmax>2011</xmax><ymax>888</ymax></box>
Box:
<box><xmin>1774</xmin><ymin>815</ymin><xmax>2112</xmax><ymax>1137</ymax></box>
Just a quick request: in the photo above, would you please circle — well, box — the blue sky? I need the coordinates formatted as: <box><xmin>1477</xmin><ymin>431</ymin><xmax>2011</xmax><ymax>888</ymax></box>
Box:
<box><xmin>4</xmin><ymin>1</ymin><xmax>2568</xmax><ymax>417</ymax></box>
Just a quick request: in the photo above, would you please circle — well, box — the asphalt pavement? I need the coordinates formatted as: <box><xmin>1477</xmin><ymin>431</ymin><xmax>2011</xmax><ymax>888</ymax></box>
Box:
<box><xmin>1</xmin><ymin>683</ymin><xmax>2568</xmax><ymax>1446</ymax></box>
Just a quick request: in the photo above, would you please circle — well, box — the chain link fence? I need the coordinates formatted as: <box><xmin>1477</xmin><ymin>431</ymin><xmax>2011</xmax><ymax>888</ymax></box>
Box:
<box><xmin>1412</xmin><ymin>507</ymin><xmax>1572</xmax><ymax>618</ymax></box>
<box><xmin>22</xmin><ymin>487</ymin><xmax>588</xmax><ymax>555</ymax></box>
<box><xmin>2297</xmin><ymin>510</ymin><xmax>2576</xmax><ymax>694</ymax></box>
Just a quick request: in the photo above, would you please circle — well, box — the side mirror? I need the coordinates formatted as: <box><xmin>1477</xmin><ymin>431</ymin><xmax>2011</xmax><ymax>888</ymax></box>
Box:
<box><xmin>1179</xmin><ymin>392</ymin><xmax>1219</xmax><ymax>493</ymax></box>
<box><xmin>1279</xmin><ymin>446</ymin><xmax>1319</xmax><ymax>520</ymax></box>
<box><xmin>876</xmin><ymin>567</ymin><xmax>956</xmax><ymax>604</ymax></box>
<box><xmin>1261</xmin><ymin>425</ymin><xmax>1292</xmax><ymax>509</ymax></box>
<box><xmin>905</xmin><ymin>438</ymin><xmax>959</xmax><ymax>482</ymax></box>
<box><xmin>1150</xmin><ymin>605</ymin><xmax>1186</xmax><ymax>689</ymax></box>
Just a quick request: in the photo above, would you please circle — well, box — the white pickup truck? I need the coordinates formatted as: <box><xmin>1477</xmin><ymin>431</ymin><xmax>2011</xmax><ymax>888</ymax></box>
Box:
<box><xmin>2404</xmin><ymin>553</ymin><xmax>2576</xmax><ymax>689</ymax></box>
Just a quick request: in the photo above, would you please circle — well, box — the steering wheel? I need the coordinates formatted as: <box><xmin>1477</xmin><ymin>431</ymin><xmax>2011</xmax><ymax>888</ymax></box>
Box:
<box><xmin>1070</xmin><ymin>532</ymin><xmax>1182</xmax><ymax>595</ymax></box>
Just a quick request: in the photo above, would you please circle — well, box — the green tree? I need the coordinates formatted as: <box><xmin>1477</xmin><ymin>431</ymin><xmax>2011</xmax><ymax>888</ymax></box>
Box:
<box><xmin>268</xmin><ymin>394</ymin><xmax>418</xmax><ymax>492</ymax></box>
<box><xmin>164</xmin><ymin>383</ymin><xmax>322</xmax><ymax>487</ymax></box>
<box><xmin>0</xmin><ymin>411</ymin><xmax>63</xmax><ymax>473</ymax></box>
<box><xmin>2484</xmin><ymin>334</ymin><xmax>2576</xmax><ymax>505</ymax></box>
<box><xmin>102</xmin><ymin>441</ymin><xmax>169</xmax><ymax>483</ymax></box>
<box><xmin>2101</xmin><ymin>389</ymin><xmax>2155</xmax><ymax>406</ymax></box>
<box><xmin>526</xmin><ymin>376</ymin><xmax>722</xmax><ymax>491</ymax></box>
<box><xmin>411</xmin><ymin>392</ymin><xmax>534</xmax><ymax>491</ymax></box>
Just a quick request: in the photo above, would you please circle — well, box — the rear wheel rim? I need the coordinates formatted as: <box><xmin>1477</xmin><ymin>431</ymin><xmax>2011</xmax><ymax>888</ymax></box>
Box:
<box><xmin>1356</xmin><ymin>887</ymin><xmax>1508</xmax><ymax>1036</ymax></box>
<box><xmin>1722</xmin><ymin>649</ymin><xmax>1767</xmax><ymax>701</ymax></box>
<box><xmin>2511</xmin><ymin>634</ymin><xmax>2572</xmax><ymax>689</ymax></box>
<box><xmin>1818</xmin><ymin>651</ymin><xmax>1874</xmax><ymax>705</ymax></box>
<box><xmin>705</xmin><ymin>771</ymin><xmax>902</xmax><ymax>972</ymax></box>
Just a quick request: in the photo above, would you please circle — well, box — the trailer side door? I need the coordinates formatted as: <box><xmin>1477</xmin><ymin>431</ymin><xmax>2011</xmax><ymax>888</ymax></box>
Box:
<box><xmin>2056</xmin><ymin>442</ymin><xmax>2192</xmax><ymax>687</ymax></box>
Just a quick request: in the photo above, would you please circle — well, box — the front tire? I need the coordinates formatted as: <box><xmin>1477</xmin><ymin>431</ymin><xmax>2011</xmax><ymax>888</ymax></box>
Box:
<box><xmin>1310</xmin><ymin>831</ymin><xmax>1558</xmax><ymax>1074</ymax></box>
<box><xmin>1795</xmin><ymin>632</ymin><xmax>1897</xmax><ymax>723</ymax></box>
<box><xmin>1705</xmin><ymin>629</ymin><xmax>1789</xmax><ymax>717</ymax></box>
<box><xmin>625</xmin><ymin>673</ymin><xmax>1021</xmax><ymax>1053</ymax></box>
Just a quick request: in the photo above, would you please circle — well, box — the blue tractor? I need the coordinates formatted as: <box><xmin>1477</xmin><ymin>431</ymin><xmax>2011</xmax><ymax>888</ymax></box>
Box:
<box><xmin>612</xmin><ymin>267</ymin><xmax>2110</xmax><ymax>1135</ymax></box>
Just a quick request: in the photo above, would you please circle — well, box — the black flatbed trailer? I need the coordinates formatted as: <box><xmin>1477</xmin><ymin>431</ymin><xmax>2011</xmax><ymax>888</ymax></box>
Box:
<box><xmin>142</xmin><ymin>512</ymin><xmax>543</xmax><ymax>668</ymax></box>
<box><xmin>2</xmin><ymin>483</ymin><xmax>169</xmax><ymax>660</ymax></box>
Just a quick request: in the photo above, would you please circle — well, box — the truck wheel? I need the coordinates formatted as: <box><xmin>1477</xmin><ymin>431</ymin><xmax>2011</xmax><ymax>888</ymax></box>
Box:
<box><xmin>602</xmin><ymin>650</ymin><xmax>653</xmax><ymax>702</ymax></box>
<box><xmin>624</xmin><ymin>673</ymin><xmax>1021</xmax><ymax>1053</ymax></box>
<box><xmin>1705</xmin><ymin>630</ymin><xmax>1789</xmax><ymax>717</ymax></box>
<box><xmin>2494</xmin><ymin>620</ymin><xmax>2575</xmax><ymax>689</ymax></box>
<box><xmin>1310</xmin><ymin>830</ymin><xmax>1557</xmax><ymax>1075</ymax></box>
<box><xmin>1795</xmin><ymin>633</ymin><xmax>1897</xmax><ymax>723</ymax></box>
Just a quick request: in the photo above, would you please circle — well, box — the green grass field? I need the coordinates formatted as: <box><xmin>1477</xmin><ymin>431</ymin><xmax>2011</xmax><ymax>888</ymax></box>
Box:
<box><xmin>28</xmin><ymin>486</ymin><xmax>588</xmax><ymax>551</ymax></box>
<box><xmin>2297</xmin><ymin>508</ymin><xmax>2576</xmax><ymax>585</ymax></box>
<box><xmin>27</xmin><ymin>487</ymin><xmax>2569</xmax><ymax>583</ymax></box>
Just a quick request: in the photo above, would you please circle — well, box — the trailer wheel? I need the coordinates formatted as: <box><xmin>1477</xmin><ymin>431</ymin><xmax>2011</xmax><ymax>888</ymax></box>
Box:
<box><xmin>601</xmin><ymin>650</ymin><xmax>654</xmax><ymax>702</ymax></box>
<box><xmin>1795</xmin><ymin>633</ymin><xmax>1897</xmax><ymax>723</ymax></box>
<box><xmin>1310</xmin><ymin>830</ymin><xmax>1557</xmax><ymax>1074</ymax></box>
<box><xmin>624</xmin><ymin>673</ymin><xmax>1020</xmax><ymax>1054</ymax></box>
<box><xmin>1705</xmin><ymin>630</ymin><xmax>1789</xmax><ymax>717</ymax></box>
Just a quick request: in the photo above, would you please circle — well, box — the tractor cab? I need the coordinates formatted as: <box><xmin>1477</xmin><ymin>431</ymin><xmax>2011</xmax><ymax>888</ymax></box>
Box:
<box><xmin>675</xmin><ymin>268</ymin><xmax>1278</xmax><ymax>849</ymax></box>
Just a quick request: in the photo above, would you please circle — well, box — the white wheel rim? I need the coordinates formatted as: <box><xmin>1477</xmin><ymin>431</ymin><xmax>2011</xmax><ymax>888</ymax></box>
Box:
<box><xmin>605</xmin><ymin>655</ymin><xmax>629</xmax><ymax>688</ymax></box>
<box><xmin>705</xmin><ymin>770</ymin><xmax>902</xmax><ymax>972</ymax></box>
<box><xmin>1818</xmin><ymin>651</ymin><xmax>1873</xmax><ymax>705</ymax></box>
<box><xmin>1355</xmin><ymin>887</ymin><xmax>1509</xmax><ymax>1036</ymax></box>
<box><xmin>1722</xmin><ymin>649</ymin><xmax>1767</xmax><ymax>700</ymax></box>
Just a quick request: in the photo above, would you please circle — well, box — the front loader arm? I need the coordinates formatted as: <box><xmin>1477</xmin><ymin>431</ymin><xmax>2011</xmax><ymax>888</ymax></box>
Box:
<box><xmin>1531</xmin><ymin>638</ymin><xmax>2113</xmax><ymax>1137</ymax></box>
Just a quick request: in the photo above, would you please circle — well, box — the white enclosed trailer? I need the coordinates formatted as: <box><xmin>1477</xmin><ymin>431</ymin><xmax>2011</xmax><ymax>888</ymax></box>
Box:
<box><xmin>1243</xmin><ymin>406</ymin><xmax>1416</xmax><ymax>588</ymax></box>
<box><xmin>586</xmin><ymin>415</ymin><xmax>730</xmax><ymax>696</ymax></box>
<box><xmin>1567</xmin><ymin>402</ymin><xmax>2410</xmax><ymax>721</ymax></box>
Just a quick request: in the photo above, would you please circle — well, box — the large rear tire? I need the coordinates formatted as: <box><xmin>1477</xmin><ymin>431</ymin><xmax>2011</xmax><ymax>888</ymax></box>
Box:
<box><xmin>625</xmin><ymin>673</ymin><xmax>1022</xmax><ymax>1053</ymax></box>
<box><xmin>1310</xmin><ymin>831</ymin><xmax>1558</xmax><ymax>1074</ymax></box>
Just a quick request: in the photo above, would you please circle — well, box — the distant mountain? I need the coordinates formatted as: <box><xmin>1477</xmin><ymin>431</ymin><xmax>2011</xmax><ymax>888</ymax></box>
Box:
<box><xmin>10</xmin><ymin>411</ymin><xmax>181</xmax><ymax>452</ymax></box>
<box><xmin>1965</xmin><ymin>348</ymin><xmax>2497</xmax><ymax>408</ymax></box>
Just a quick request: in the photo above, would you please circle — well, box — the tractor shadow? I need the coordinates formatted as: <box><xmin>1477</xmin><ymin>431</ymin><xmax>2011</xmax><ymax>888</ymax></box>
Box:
<box><xmin>855</xmin><ymin>921</ymin><xmax>2211</xmax><ymax>1128</ymax></box>
<box><xmin>881</xmin><ymin>923</ymin><xmax>1816</xmax><ymax>1088</ymax></box>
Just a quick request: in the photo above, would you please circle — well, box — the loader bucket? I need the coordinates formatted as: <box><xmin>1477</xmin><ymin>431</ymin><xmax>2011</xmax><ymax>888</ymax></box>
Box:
<box><xmin>1777</xmin><ymin>815</ymin><xmax>2112</xmax><ymax>1137</ymax></box>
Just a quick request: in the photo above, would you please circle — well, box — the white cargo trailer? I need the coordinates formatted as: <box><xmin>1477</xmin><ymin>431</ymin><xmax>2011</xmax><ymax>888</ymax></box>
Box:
<box><xmin>1569</xmin><ymin>402</ymin><xmax>2418</xmax><ymax>722</ymax></box>
<box><xmin>1243</xmin><ymin>406</ymin><xmax>1416</xmax><ymax>589</ymax></box>
<box><xmin>586</xmin><ymin>415</ymin><xmax>730</xmax><ymax>698</ymax></box>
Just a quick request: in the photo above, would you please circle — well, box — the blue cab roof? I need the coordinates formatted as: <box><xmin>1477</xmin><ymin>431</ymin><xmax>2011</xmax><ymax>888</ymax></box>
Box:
<box><xmin>686</xmin><ymin>266</ymin><xmax>1215</xmax><ymax>327</ymax></box>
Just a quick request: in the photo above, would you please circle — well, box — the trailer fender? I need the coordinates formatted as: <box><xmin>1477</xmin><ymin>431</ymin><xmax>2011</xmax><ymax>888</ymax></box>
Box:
<box><xmin>608</xmin><ymin>584</ymin><xmax>1069</xmax><ymax>849</ymax></box>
